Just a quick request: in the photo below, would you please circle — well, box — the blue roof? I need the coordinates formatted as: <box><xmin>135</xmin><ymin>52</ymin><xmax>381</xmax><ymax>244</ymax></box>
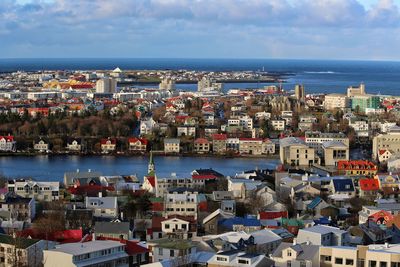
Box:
<box><xmin>218</xmin><ymin>216</ymin><xmax>261</xmax><ymax>230</ymax></box>
<box><xmin>332</xmin><ymin>179</ymin><xmax>354</xmax><ymax>192</ymax></box>
<box><xmin>313</xmin><ymin>217</ymin><xmax>331</xmax><ymax>225</ymax></box>
<box><xmin>307</xmin><ymin>196</ymin><xmax>322</xmax><ymax>210</ymax></box>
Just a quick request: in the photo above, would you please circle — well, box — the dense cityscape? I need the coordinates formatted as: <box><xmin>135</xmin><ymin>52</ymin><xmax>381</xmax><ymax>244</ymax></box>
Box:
<box><xmin>0</xmin><ymin>66</ymin><xmax>399</xmax><ymax>267</ymax></box>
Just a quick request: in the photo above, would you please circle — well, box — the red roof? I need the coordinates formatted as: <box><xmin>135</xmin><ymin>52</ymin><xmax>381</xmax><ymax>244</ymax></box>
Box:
<box><xmin>146</xmin><ymin>176</ymin><xmax>156</xmax><ymax>188</ymax></box>
<box><xmin>379</xmin><ymin>149</ymin><xmax>391</xmax><ymax>155</ymax></box>
<box><xmin>100</xmin><ymin>138</ymin><xmax>117</xmax><ymax>145</ymax></box>
<box><xmin>359</xmin><ymin>178</ymin><xmax>380</xmax><ymax>191</ymax></box>
<box><xmin>239</xmin><ymin>138</ymin><xmax>263</xmax><ymax>141</ymax></box>
<box><xmin>212</xmin><ymin>134</ymin><xmax>227</xmax><ymax>141</ymax></box>
<box><xmin>192</xmin><ymin>174</ymin><xmax>217</xmax><ymax>180</ymax></box>
<box><xmin>259</xmin><ymin>211</ymin><xmax>288</xmax><ymax>220</ymax></box>
<box><xmin>128</xmin><ymin>137</ymin><xmax>148</xmax><ymax>145</ymax></box>
<box><xmin>0</xmin><ymin>135</ymin><xmax>14</xmax><ymax>142</ymax></box>
<box><xmin>18</xmin><ymin>229</ymin><xmax>82</xmax><ymax>243</ymax></box>
<box><xmin>337</xmin><ymin>160</ymin><xmax>377</xmax><ymax>171</ymax></box>
<box><xmin>194</xmin><ymin>138</ymin><xmax>210</xmax><ymax>144</ymax></box>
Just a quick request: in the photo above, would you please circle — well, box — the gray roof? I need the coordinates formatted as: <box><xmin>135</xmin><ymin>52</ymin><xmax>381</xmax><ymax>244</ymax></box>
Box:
<box><xmin>164</xmin><ymin>138</ymin><xmax>180</xmax><ymax>144</ymax></box>
<box><xmin>272</xmin><ymin>242</ymin><xmax>319</xmax><ymax>260</ymax></box>
<box><xmin>50</xmin><ymin>240</ymin><xmax>125</xmax><ymax>256</ymax></box>
<box><xmin>95</xmin><ymin>221</ymin><xmax>130</xmax><ymax>235</ymax></box>
<box><xmin>322</xmin><ymin>140</ymin><xmax>347</xmax><ymax>149</ymax></box>
<box><xmin>279</xmin><ymin>137</ymin><xmax>307</xmax><ymax>148</ymax></box>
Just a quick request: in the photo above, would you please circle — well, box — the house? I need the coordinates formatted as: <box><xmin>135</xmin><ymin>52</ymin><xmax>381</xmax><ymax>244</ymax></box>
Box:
<box><xmin>63</xmin><ymin>170</ymin><xmax>102</xmax><ymax>187</ymax></box>
<box><xmin>207</xmin><ymin>251</ymin><xmax>272</xmax><ymax>267</ymax></box>
<box><xmin>248</xmin><ymin>229</ymin><xmax>282</xmax><ymax>255</ymax></box>
<box><xmin>271</xmin><ymin>120</ymin><xmax>286</xmax><ymax>131</ymax></box>
<box><xmin>160</xmin><ymin>217</ymin><xmax>195</xmax><ymax>239</ymax></box>
<box><xmin>85</xmin><ymin>196</ymin><xmax>118</xmax><ymax>219</ymax></box>
<box><xmin>44</xmin><ymin>240</ymin><xmax>129</xmax><ymax>267</ymax></box>
<box><xmin>164</xmin><ymin>191</ymin><xmax>199</xmax><ymax>219</ymax></box>
<box><xmin>212</xmin><ymin>134</ymin><xmax>227</xmax><ymax>154</ymax></box>
<box><xmin>359</xmin><ymin>178</ymin><xmax>380</xmax><ymax>198</ymax></box>
<box><xmin>193</xmin><ymin>138</ymin><xmax>210</xmax><ymax>153</ymax></box>
<box><xmin>164</xmin><ymin>138</ymin><xmax>180</xmax><ymax>154</ymax></box>
<box><xmin>262</xmin><ymin>139</ymin><xmax>275</xmax><ymax>154</ymax></box>
<box><xmin>0</xmin><ymin>193</ymin><xmax>35</xmax><ymax>222</ymax></box>
<box><xmin>239</xmin><ymin>138</ymin><xmax>263</xmax><ymax>155</ymax></box>
<box><xmin>94</xmin><ymin>221</ymin><xmax>132</xmax><ymax>240</ymax></box>
<box><xmin>7</xmin><ymin>179</ymin><xmax>60</xmax><ymax>201</ymax></box>
<box><xmin>337</xmin><ymin>160</ymin><xmax>378</xmax><ymax>177</ymax></box>
<box><xmin>297</xmin><ymin>225</ymin><xmax>349</xmax><ymax>246</ymax></box>
<box><xmin>66</xmin><ymin>138</ymin><xmax>82</xmax><ymax>152</ymax></box>
<box><xmin>218</xmin><ymin>216</ymin><xmax>262</xmax><ymax>233</ymax></box>
<box><xmin>378</xmin><ymin>149</ymin><xmax>394</xmax><ymax>163</ymax></box>
<box><xmin>375</xmin><ymin>174</ymin><xmax>400</xmax><ymax>190</ymax></box>
<box><xmin>322</xmin><ymin>140</ymin><xmax>349</xmax><ymax>166</ymax></box>
<box><xmin>0</xmin><ymin>135</ymin><xmax>16</xmax><ymax>152</ymax></box>
<box><xmin>203</xmin><ymin>209</ymin><xmax>235</xmax><ymax>235</ymax></box>
<box><xmin>227</xmin><ymin>178</ymin><xmax>263</xmax><ymax>199</ymax></box>
<box><xmin>177</xmin><ymin>125</ymin><xmax>196</xmax><ymax>137</ymax></box>
<box><xmin>140</xmin><ymin>118</ymin><xmax>157</xmax><ymax>135</ymax></box>
<box><xmin>147</xmin><ymin>238</ymin><xmax>196</xmax><ymax>263</ymax></box>
<box><xmin>0</xmin><ymin>234</ymin><xmax>46</xmax><ymax>267</ymax></box>
<box><xmin>128</xmin><ymin>137</ymin><xmax>148</xmax><ymax>152</ymax></box>
<box><xmin>271</xmin><ymin>242</ymin><xmax>320</xmax><ymax>267</ymax></box>
<box><xmin>100</xmin><ymin>138</ymin><xmax>117</xmax><ymax>153</ymax></box>
<box><xmin>33</xmin><ymin>138</ymin><xmax>49</xmax><ymax>152</ymax></box>
<box><xmin>328</xmin><ymin>179</ymin><xmax>356</xmax><ymax>203</ymax></box>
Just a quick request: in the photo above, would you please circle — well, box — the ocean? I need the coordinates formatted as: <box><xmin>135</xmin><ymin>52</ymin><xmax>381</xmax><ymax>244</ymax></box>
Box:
<box><xmin>1</xmin><ymin>58</ymin><xmax>400</xmax><ymax>95</ymax></box>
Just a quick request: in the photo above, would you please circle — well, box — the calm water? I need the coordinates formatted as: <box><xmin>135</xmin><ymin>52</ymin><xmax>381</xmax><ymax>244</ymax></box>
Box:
<box><xmin>0</xmin><ymin>155</ymin><xmax>279</xmax><ymax>182</ymax></box>
<box><xmin>1</xmin><ymin>58</ymin><xmax>400</xmax><ymax>95</ymax></box>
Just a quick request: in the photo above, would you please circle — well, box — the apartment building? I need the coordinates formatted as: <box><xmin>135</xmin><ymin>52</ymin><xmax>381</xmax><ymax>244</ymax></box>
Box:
<box><xmin>297</xmin><ymin>225</ymin><xmax>349</xmax><ymax>246</ymax></box>
<box><xmin>324</xmin><ymin>93</ymin><xmax>350</xmax><ymax>110</ymax></box>
<box><xmin>7</xmin><ymin>179</ymin><xmax>60</xmax><ymax>201</ymax></box>
<box><xmin>280</xmin><ymin>137</ymin><xmax>318</xmax><ymax>166</ymax></box>
<box><xmin>164</xmin><ymin>138</ymin><xmax>180</xmax><ymax>154</ymax></box>
<box><xmin>193</xmin><ymin>138</ymin><xmax>210</xmax><ymax>153</ymax></box>
<box><xmin>271</xmin><ymin>120</ymin><xmax>286</xmax><ymax>131</ymax></box>
<box><xmin>0</xmin><ymin>193</ymin><xmax>36</xmax><ymax>222</ymax></box>
<box><xmin>44</xmin><ymin>240</ymin><xmax>128</xmax><ymax>267</ymax></box>
<box><xmin>164</xmin><ymin>192</ymin><xmax>199</xmax><ymax>219</ymax></box>
<box><xmin>85</xmin><ymin>196</ymin><xmax>118</xmax><ymax>219</ymax></box>
<box><xmin>239</xmin><ymin>138</ymin><xmax>263</xmax><ymax>155</ymax></box>
<box><xmin>156</xmin><ymin>174</ymin><xmax>205</xmax><ymax>196</ymax></box>
<box><xmin>305</xmin><ymin>131</ymin><xmax>349</xmax><ymax>154</ymax></box>
<box><xmin>147</xmin><ymin>238</ymin><xmax>196</xmax><ymax>263</ymax></box>
<box><xmin>322</xmin><ymin>141</ymin><xmax>349</xmax><ymax>166</ymax></box>
<box><xmin>372</xmin><ymin>127</ymin><xmax>400</xmax><ymax>160</ymax></box>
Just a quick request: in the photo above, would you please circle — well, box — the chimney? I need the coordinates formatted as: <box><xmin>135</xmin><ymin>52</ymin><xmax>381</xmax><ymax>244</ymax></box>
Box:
<box><xmin>92</xmin><ymin>232</ymin><xmax>96</xmax><ymax>241</ymax></box>
<box><xmin>73</xmin><ymin>204</ymin><xmax>76</xmax><ymax>210</ymax></box>
<box><xmin>293</xmin><ymin>238</ymin><xmax>297</xmax><ymax>245</ymax></box>
<box><xmin>385</xmin><ymin>242</ymin><xmax>389</xmax><ymax>248</ymax></box>
<box><xmin>98</xmin><ymin>192</ymin><xmax>103</xmax><ymax>198</ymax></box>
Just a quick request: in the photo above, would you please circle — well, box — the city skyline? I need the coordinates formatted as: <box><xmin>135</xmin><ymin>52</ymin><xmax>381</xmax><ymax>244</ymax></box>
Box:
<box><xmin>1</xmin><ymin>0</ymin><xmax>400</xmax><ymax>60</ymax></box>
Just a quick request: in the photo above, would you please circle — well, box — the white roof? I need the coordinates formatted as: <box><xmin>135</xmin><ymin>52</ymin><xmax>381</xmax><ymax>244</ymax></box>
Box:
<box><xmin>368</xmin><ymin>243</ymin><xmax>400</xmax><ymax>254</ymax></box>
<box><xmin>250</xmin><ymin>229</ymin><xmax>282</xmax><ymax>244</ymax></box>
<box><xmin>203</xmin><ymin>208</ymin><xmax>234</xmax><ymax>224</ymax></box>
<box><xmin>51</xmin><ymin>240</ymin><xmax>124</xmax><ymax>256</ymax></box>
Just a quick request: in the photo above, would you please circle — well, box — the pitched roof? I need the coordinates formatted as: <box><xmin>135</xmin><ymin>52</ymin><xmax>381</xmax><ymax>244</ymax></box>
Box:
<box><xmin>0</xmin><ymin>234</ymin><xmax>40</xmax><ymax>249</ymax></box>
<box><xmin>359</xmin><ymin>178</ymin><xmax>380</xmax><ymax>191</ymax></box>
<box><xmin>332</xmin><ymin>179</ymin><xmax>355</xmax><ymax>192</ymax></box>
<box><xmin>95</xmin><ymin>221</ymin><xmax>130</xmax><ymax>235</ymax></box>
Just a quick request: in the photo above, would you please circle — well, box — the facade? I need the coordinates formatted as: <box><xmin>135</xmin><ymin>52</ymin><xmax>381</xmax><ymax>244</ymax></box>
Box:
<box><xmin>96</xmin><ymin>77</ymin><xmax>117</xmax><ymax>93</ymax></box>
<box><xmin>212</xmin><ymin>134</ymin><xmax>227</xmax><ymax>154</ymax></box>
<box><xmin>33</xmin><ymin>139</ymin><xmax>49</xmax><ymax>152</ymax></box>
<box><xmin>177</xmin><ymin>126</ymin><xmax>196</xmax><ymax>137</ymax></box>
<box><xmin>100</xmin><ymin>138</ymin><xmax>117</xmax><ymax>153</ymax></box>
<box><xmin>7</xmin><ymin>179</ymin><xmax>60</xmax><ymax>201</ymax></box>
<box><xmin>140</xmin><ymin>118</ymin><xmax>157</xmax><ymax>135</ymax></box>
<box><xmin>66</xmin><ymin>139</ymin><xmax>82</xmax><ymax>152</ymax></box>
<box><xmin>305</xmin><ymin>131</ymin><xmax>349</xmax><ymax>154</ymax></box>
<box><xmin>164</xmin><ymin>192</ymin><xmax>199</xmax><ymax>219</ymax></box>
<box><xmin>372</xmin><ymin>128</ymin><xmax>400</xmax><ymax>160</ymax></box>
<box><xmin>262</xmin><ymin>139</ymin><xmax>276</xmax><ymax>154</ymax></box>
<box><xmin>164</xmin><ymin>138</ymin><xmax>180</xmax><ymax>154</ymax></box>
<box><xmin>279</xmin><ymin>137</ymin><xmax>318</xmax><ymax>166</ymax></box>
<box><xmin>147</xmin><ymin>238</ymin><xmax>196</xmax><ymax>263</ymax></box>
<box><xmin>156</xmin><ymin>175</ymin><xmax>205</xmax><ymax>197</ymax></box>
<box><xmin>208</xmin><ymin>251</ymin><xmax>272</xmax><ymax>267</ymax></box>
<box><xmin>271</xmin><ymin>242</ymin><xmax>320</xmax><ymax>267</ymax></box>
<box><xmin>85</xmin><ymin>196</ymin><xmax>118</xmax><ymax>219</ymax></box>
<box><xmin>271</xmin><ymin>120</ymin><xmax>286</xmax><ymax>131</ymax></box>
<box><xmin>193</xmin><ymin>138</ymin><xmax>210</xmax><ymax>153</ymax></box>
<box><xmin>337</xmin><ymin>160</ymin><xmax>378</xmax><ymax>177</ymax></box>
<box><xmin>297</xmin><ymin>225</ymin><xmax>349</xmax><ymax>246</ymax></box>
<box><xmin>0</xmin><ymin>193</ymin><xmax>35</xmax><ymax>222</ymax></box>
<box><xmin>0</xmin><ymin>136</ymin><xmax>16</xmax><ymax>152</ymax></box>
<box><xmin>351</xmin><ymin>95</ymin><xmax>380</xmax><ymax>112</ymax></box>
<box><xmin>128</xmin><ymin>138</ymin><xmax>148</xmax><ymax>152</ymax></box>
<box><xmin>324</xmin><ymin>93</ymin><xmax>350</xmax><ymax>110</ymax></box>
<box><xmin>322</xmin><ymin>141</ymin><xmax>349</xmax><ymax>166</ymax></box>
<box><xmin>0</xmin><ymin>234</ymin><xmax>46</xmax><ymax>267</ymax></box>
<box><xmin>239</xmin><ymin>138</ymin><xmax>263</xmax><ymax>155</ymax></box>
<box><xmin>44</xmin><ymin>240</ymin><xmax>128</xmax><ymax>267</ymax></box>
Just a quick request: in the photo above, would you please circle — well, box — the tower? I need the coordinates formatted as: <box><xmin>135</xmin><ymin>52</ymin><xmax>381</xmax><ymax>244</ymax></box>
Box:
<box><xmin>148</xmin><ymin>151</ymin><xmax>155</xmax><ymax>175</ymax></box>
<box><xmin>294</xmin><ymin>84</ymin><xmax>305</xmax><ymax>102</ymax></box>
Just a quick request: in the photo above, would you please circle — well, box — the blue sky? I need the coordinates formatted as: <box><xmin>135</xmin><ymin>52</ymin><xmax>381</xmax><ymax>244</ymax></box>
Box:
<box><xmin>2</xmin><ymin>0</ymin><xmax>400</xmax><ymax>60</ymax></box>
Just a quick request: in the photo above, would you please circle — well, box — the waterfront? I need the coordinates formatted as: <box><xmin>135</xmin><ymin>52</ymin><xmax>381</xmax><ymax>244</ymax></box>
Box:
<box><xmin>0</xmin><ymin>155</ymin><xmax>280</xmax><ymax>182</ymax></box>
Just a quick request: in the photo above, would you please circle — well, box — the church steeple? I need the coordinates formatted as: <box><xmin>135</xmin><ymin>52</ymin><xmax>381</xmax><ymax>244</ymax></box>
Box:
<box><xmin>148</xmin><ymin>151</ymin><xmax>155</xmax><ymax>175</ymax></box>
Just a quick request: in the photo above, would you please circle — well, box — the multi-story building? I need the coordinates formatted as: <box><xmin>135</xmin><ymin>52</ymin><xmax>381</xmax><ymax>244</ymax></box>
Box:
<box><xmin>279</xmin><ymin>137</ymin><xmax>318</xmax><ymax>166</ymax></box>
<box><xmin>262</xmin><ymin>139</ymin><xmax>276</xmax><ymax>154</ymax></box>
<box><xmin>44</xmin><ymin>240</ymin><xmax>128</xmax><ymax>267</ymax></box>
<box><xmin>156</xmin><ymin>174</ymin><xmax>205</xmax><ymax>197</ymax></box>
<box><xmin>96</xmin><ymin>77</ymin><xmax>117</xmax><ymax>93</ymax></box>
<box><xmin>271</xmin><ymin>120</ymin><xmax>286</xmax><ymax>131</ymax></box>
<box><xmin>66</xmin><ymin>139</ymin><xmax>82</xmax><ymax>152</ymax></box>
<box><xmin>140</xmin><ymin>118</ymin><xmax>157</xmax><ymax>135</ymax></box>
<box><xmin>0</xmin><ymin>136</ymin><xmax>16</xmax><ymax>152</ymax></box>
<box><xmin>7</xmin><ymin>179</ymin><xmax>60</xmax><ymax>201</ymax></box>
<box><xmin>0</xmin><ymin>193</ymin><xmax>36</xmax><ymax>222</ymax></box>
<box><xmin>159</xmin><ymin>78</ymin><xmax>176</xmax><ymax>90</ymax></box>
<box><xmin>337</xmin><ymin>160</ymin><xmax>378</xmax><ymax>177</ymax></box>
<box><xmin>212</xmin><ymin>134</ymin><xmax>227</xmax><ymax>154</ymax></box>
<box><xmin>320</xmin><ymin>244</ymin><xmax>400</xmax><ymax>267</ymax></box>
<box><xmin>324</xmin><ymin>93</ymin><xmax>350</xmax><ymax>110</ymax></box>
<box><xmin>33</xmin><ymin>138</ymin><xmax>49</xmax><ymax>152</ymax></box>
<box><xmin>347</xmin><ymin>83</ymin><xmax>366</xmax><ymax>97</ymax></box>
<box><xmin>271</xmin><ymin>241</ymin><xmax>320</xmax><ymax>267</ymax></box>
<box><xmin>305</xmin><ymin>131</ymin><xmax>349</xmax><ymax>154</ymax></box>
<box><xmin>164</xmin><ymin>138</ymin><xmax>180</xmax><ymax>154</ymax></box>
<box><xmin>322</xmin><ymin>141</ymin><xmax>349</xmax><ymax>166</ymax></box>
<box><xmin>0</xmin><ymin>234</ymin><xmax>46</xmax><ymax>267</ymax></box>
<box><xmin>193</xmin><ymin>138</ymin><xmax>210</xmax><ymax>153</ymax></box>
<box><xmin>372</xmin><ymin>127</ymin><xmax>400</xmax><ymax>160</ymax></box>
<box><xmin>147</xmin><ymin>238</ymin><xmax>196</xmax><ymax>263</ymax></box>
<box><xmin>349</xmin><ymin>118</ymin><xmax>369</xmax><ymax>137</ymax></box>
<box><xmin>351</xmin><ymin>95</ymin><xmax>380</xmax><ymax>113</ymax></box>
<box><xmin>177</xmin><ymin>126</ymin><xmax>196</xmax><ymax>137</ymax></box>
<box><xmin>297</xmin><ymin>225</ymin><xmax>349</xmax><ymax>246</ymax></box>
<box><xmin>239</xmin><ymin>138</ymin><xmax>263</xmax><ymax>155</ymax></box>
<box><xmin>128</xmin><ymin>137</ymin><xmax>148</xmax><ymax>152</ymax></box>
<box><xmin>164</xmin><ymin>192</ymin><xmax>199</xmax><ymax>219</ymax></box>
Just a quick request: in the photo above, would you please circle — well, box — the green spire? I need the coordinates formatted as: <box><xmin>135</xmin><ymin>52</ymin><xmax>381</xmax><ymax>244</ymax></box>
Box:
<box><xmin>148</xmin><ymin>151</ymin><xmax>155</xmax><ymax>176</ymax></box>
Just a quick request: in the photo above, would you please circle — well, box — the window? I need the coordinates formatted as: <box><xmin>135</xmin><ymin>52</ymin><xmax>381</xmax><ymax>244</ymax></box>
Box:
<box><xmin>165</xmin><ymin>224</ymin><xmax>170</xmax><ymax>229</ymax></box>
<box><xmin>324</xmin><ymin>256</ymin><xmax>332</xmax><ymax>262</ymax></box>
<box><xmin>287</xmin><ymin>261</ymin><xmax>291</xmax><ymax>267</ymax></box>
<box><xmin>238</xmin><ymin>259</ymin><xmax>249</xmax><ymax>264</ymax></box>
<box><xmin>335</xmin><ymin>258</ymin><xmax>343</xmax><ymax>264</ymax></box>
<box><xmin>158</xmin><ymin>248</ymin><xmax>163</xmax><ymax>256</ymax></box>
<box><xmin>380</xmin><ymin>262</ymin><xmax>387</xmax><ymax>267</ymax></box>
<box><xmin>216</xmin><ymin>257</ymin><xmax>227</xmax><ymax>262</ymax></box>
<box><xmin>346</xmin><ymin>259</ymin><xmax>354</xmax><ymax>265</ymax></box>
<box><xmin>369</xmin><ymin>261</ymin><xmax>377</xmax><ymax>267</ymax></box>
<box><xmin>170</xmin><ymin>250</ymin><xmax>174</xmax><ymax>257</ymax></box>
<box><xmin>300</xmin><ymin>261</ymin><xmax>306</xmax><ymax>267</ymax></box>
<box><xmin>287</xmin><ymin>250</ymin><xmax>292</xmax><ymax>257</ymax></box>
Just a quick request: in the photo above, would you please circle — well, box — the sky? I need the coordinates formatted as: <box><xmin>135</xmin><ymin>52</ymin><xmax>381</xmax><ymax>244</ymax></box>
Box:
<box><xmin>2</xmin><ymin>0</ymin><xmax>400</xmax><ymax>60</ymax></box>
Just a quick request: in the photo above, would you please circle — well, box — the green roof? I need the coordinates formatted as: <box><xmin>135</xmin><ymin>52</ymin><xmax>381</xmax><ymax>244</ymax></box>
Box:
<box><xmin>151</xmin><ymin>238</ymin><xmax>195</xmax><ymax>250</ymax></box>
<box><xmin>281</xmin><ymin>218</ymin><xmax>304</xmax><ymax>227</ymax></box>
<box><xmin>0</xmin><ymin>234</ymin><xmax>40</xmax><ymax>249</ymax></box>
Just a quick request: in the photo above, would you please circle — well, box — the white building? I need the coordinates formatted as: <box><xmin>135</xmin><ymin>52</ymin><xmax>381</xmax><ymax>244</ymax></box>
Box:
<box><xmin>324</xmin><ymin>93</ymin><xmax>350</xmax><ymax>110</ymax></box>
<box><xmin>96</xmin><ymin>77</ymin><xmax>117</xmax><ymax>93</ymax></box>
<box><xmin>0</xmin><ymin>136</ymin><xmax>16</xmax><ymax>152</ymax></box>
<box><xmin>7</xmin><ymin>179</ymin><xmax>60</xmax><ymax>201</ymax></box>
<box><xmin>85</xmin><ymin>196</ymin><xmax>118</xmax><ymax>219</ymax></box>
<box><xmin>44</xmin><ymin>240</ymin><xmax>128</xmax><ymax>267</ymax></box>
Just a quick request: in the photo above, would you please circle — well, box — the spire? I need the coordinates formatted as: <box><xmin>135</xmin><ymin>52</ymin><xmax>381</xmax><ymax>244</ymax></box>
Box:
<box><xmin>148</xmin><ymin>151</ymin><xmax>155</xmax><ymax>176</ymax></box>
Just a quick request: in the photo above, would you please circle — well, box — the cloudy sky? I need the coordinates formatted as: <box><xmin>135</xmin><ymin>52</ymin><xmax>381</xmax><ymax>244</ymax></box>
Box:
<box><xmin>2</xmin><ymin>0</ymin><xmax>400</xmax><ymax>60</ymax></box>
